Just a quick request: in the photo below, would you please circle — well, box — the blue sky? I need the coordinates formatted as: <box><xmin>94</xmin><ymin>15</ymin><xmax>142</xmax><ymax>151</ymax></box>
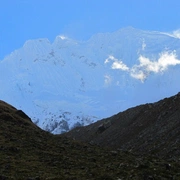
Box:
<box><xmin>0</xmin><ymin>0</ymin><xmax>180</xmax><ymax>60</ymax></box>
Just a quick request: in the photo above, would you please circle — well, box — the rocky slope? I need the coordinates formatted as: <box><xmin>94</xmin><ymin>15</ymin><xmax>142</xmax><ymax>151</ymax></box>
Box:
<box><xmin>0</xmin><ymin>100</ymin><xmax>180</xmax><ymax>179</ymax></box>
<box><xmin>63</xmin><ymin>92</ymin><xmax>180</xmax><ymax>160</ymax></box>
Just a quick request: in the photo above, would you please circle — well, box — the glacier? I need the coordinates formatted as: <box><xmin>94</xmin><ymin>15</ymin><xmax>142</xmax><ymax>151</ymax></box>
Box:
<box><xmin>0</xmin><ymin>27</ymin><xmax>180</xmax><ymax>134</ymax></box>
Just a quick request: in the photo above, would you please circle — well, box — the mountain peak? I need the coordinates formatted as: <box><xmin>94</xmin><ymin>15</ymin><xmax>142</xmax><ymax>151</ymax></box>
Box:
<box><xmin>23</xmin><ymin>38</ymin><xmax>51</xmax><ymax>47</ymax></box>
<box><xmin>1</xmin><ymin>28</ymin><xmax>180</xmax><ymax>134</ymax></box>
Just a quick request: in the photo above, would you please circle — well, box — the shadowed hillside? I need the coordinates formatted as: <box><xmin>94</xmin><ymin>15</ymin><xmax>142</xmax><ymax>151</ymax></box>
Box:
<box><xmin>63</xmin><ymin>92</ymin><xmax>180</xmax><ymax>160</ymax></box>
<box><xmin>0</xmin><ymin>100</ymin><xmax>180</xmax><ymax>179</ymax></box>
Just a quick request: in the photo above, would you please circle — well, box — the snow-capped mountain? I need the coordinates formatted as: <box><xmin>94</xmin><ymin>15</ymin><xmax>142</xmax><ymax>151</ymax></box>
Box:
<box><xmin>1</xmin><ymin>27</ymin><xmax>180</xmax><ymax>134</ymax></box>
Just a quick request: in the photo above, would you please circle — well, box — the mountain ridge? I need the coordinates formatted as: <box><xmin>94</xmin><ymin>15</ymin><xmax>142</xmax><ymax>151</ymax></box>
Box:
<box><xmin>63</xmin><ymin>92</ymin><xmax>180</xmax><ymax>159</ymax></box>
<box><xmin>1</xmin><ymin>27</ymin><xmax>180</xmax><ymax>133</ymax></box>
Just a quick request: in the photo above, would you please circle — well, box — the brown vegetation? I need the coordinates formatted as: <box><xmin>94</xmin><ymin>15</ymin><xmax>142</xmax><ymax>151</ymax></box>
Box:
<box><xmin>0</xmin><ymin>94</ymin><xmax>180</xmax><ymax>179</ymax></box>
<box><xmin>64</xmin><ymin>93</ymin><xmax>180</xmax><ymax>160</ymax></box>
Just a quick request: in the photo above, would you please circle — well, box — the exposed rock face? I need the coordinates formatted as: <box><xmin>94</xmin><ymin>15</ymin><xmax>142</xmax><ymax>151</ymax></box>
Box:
<box><xmin>63</xmin><ymin>92</ymin><xmax>180</xmax><ymax>159</ymax></box>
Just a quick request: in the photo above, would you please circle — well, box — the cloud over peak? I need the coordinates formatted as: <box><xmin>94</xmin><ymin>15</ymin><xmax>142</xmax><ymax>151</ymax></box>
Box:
<box><xmin>172</xmin><ymin>30</ymin><xmax>180</xmax><ymax>39</ymax></box>
<box><xmin>161</xmin><ymin>30</ymin><xmax>180</xmax><ymax>39</ymax></box>
<box><xmin>105</xmin><ymin>51</ymin><xmax>180</xmax><ymax>82</ymax></box>
<box><xmin>105</xmin><ymin>55</ymin><xmax>129</xmax><ymax>71</ymax></box>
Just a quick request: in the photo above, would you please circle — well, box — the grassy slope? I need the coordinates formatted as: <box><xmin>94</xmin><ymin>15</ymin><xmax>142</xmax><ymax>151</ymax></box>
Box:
<box><xmin>0</xmin><ymin>100</ymin><xmax>180</xmax><ymax>179</ymax></box>
<box><xmin>63</xmin><ymin>93</ymin><xmax>180</xmax><ymax>159</ymax></box>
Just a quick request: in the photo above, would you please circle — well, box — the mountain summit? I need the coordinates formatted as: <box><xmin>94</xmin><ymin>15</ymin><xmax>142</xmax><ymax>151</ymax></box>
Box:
<box><xmin>0</xmin><ymin>27</ymin><xmax>180</xmax><ymax>133</ymax></box>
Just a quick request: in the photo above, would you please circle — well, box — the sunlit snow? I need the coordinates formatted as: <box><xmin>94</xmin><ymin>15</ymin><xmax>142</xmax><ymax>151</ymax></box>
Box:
<box><xmin>0</xmin><ymin>27</ymin><xmax>180</xmax><ymax>134</ymax></box>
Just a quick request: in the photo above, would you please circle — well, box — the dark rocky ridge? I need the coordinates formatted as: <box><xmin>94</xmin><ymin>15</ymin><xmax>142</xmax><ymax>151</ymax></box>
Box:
<box><xmin>0</xmin><ymin>98</ymin><xmax>180</xmax><ymax>179</ymax></box>
<box><xmin>63</xmin><ymin>92</ymin><xmax>180</xmax><ymax>160</ymax></box>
